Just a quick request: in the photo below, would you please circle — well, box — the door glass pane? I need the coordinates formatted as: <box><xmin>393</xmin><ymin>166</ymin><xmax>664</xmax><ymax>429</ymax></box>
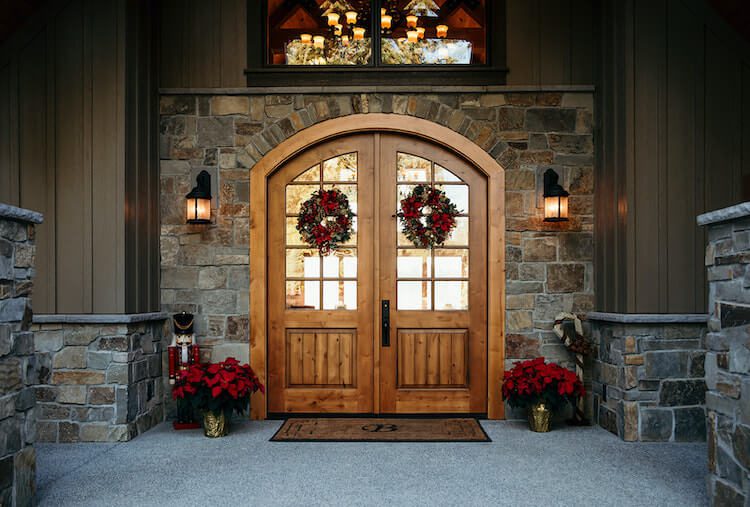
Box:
<box><xmin>434</xmin><ymin>164</ymin><xmax>461</xmax><ymax>182</ymax></box>
<box><xmin>434</xmin><ymin>249</ymin><xmax>469</xmax><ymax>278</ymax></box>
<box><xmin>443</xmin><ymin>217</ymin><xmax>469</xmax><ymax>246</ymax></box>
<box><xmin>397</xmin><ymin>184</ymin><xmax>418</xmax><ymax>202</ymax></box>
<box><xmin>286</xmin><ymin>281</ymin><xmax>320</xmax><ymax>309</ymax></box>
<box><xmin>323</xmin><ymin>153</ymin><xmax>357</xmax><ymax>181</ymax></box>
<box><xmin>286</xmin><ymin>218</ymin><xmax>305</xmax><ymax>246</ymax></box>
<box><xmin>322</xmin><ymin>248</ymin><xmax>358</xmax><ymax>278</ymax></box>
<box><xmin>397</xmin><ymin>154</ymin><xmax>431</xmax><ymax>182</ymax></box>
<box><xmin>397</xmin><ymin>249</ymin><xmax>431</xmax><ymax>278</ymax></box>
<box><xmin>286</xmin><ymin>249</ymin><xmax>320</xmax><ymax>278</ymax></box>
<box><xmin>323</xmin><ymin>281</ymin><xmax>357</xmax><ymax>310</ymax></box>
<box><xmin>286</xmin><ymin>185</ymin><xmax>318</xmax><ymax>213</ymax></box>
<box><xmin>435</xmin><ymin>184</ymin><xmax>469</xmax><ymax>213</ymax></box>
<box><xmin>434</xmin><ymin>281</ymin><xmax>468</xmax><ymax>310</ymax></box>
<box><xmin>323</xmin><ymin>184</ymin><xmax>358</xmax><ymax>214</ymax></box>
<box><xmin>397</xmin><ymin>281</ymin><xmax>431</xmax><ymax>310</ymax></box>
<box><xmin>293</xmin><ymin>164</ymin><xmax>320</xmax><ymax>182</ymax></box>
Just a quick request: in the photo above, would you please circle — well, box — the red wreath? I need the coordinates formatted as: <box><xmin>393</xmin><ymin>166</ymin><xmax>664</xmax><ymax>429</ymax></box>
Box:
<box><xmin>397</xmin><ymin>185</ymin><xmax>460</xmax><ymax>248</ymax></box>
<box><xmin>296</xmin><ymin>189</ymin><xmax>354</xmax><ymax>254</ymax></box>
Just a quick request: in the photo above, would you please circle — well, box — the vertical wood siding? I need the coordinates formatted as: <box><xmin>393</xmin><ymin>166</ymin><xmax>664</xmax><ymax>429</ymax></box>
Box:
<box><xmin>596</xmin><ymin>0</ymin><xmax>750</xmax><ymax>313</ymax></box>
<box><xmin>0</xmin><ymin>0</ymin><xmax>158</xmax><ymax>314</ymax></box>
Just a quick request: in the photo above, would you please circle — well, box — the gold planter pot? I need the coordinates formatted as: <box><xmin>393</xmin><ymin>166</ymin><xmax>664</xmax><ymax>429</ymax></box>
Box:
<box><xmin>528</xmin><ymin>402</ymin><xmax>551</xmax><ymax>433</ymax></box>
<box><xmin>203</xmin><ymin>411</ymin><xmax>228</xmax><ymax>437</ymax></box>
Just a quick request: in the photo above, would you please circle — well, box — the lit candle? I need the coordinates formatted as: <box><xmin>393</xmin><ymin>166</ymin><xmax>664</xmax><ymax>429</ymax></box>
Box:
<box><xmin>341</xmin><ymin>35</ymin><xmax>350</xmax><ymax>46</ymax></box>
<box><xmin>406</xmin><ymin>15</ymin><xmax>418</xmax><ymax>28</ymax></box>
<box><xmin>436</xmin><ymin>25</ymin><xmax>448</xmax><ymax>38</ymax></box>
<box><xmin>353</xmin><ymin>27</ymin><xmax>365</xmax><ymax>40</ymax></box>
<box><xmin>300</xmin><ymin>33</ymin><xmax>312</xmax><ymax>45</ymax></box>
<box><xmin>407</xmin><ymin>30</ymin><xmax>419</xmax><ymax>43</ymax></box>
<box><xmin>313</xmin><ymin>35</ymin><xmax>325</xmax><ymax>49</ymax></box>
<box><xmin>381</xmin><ymin>14</ymin><xmax>392</xmax><ymax>29</ymax></box>
<box><xmin>416</xmin><ymin>27</ymin><xmax>425</xmax><ymax>39</ymax></box>
<box><xmin>327</xmin><ymin>12</ymin><xmax>340</xmax><ymax>26</ymax></box>
<box><xmin>334</xmin><ymin>24</ymin><xmax>343</xmax><ymax>36</ymax></box>
<box><xmin>345</xmin><ymin>10</ymin><xmax>357</xmax><ymax>24</ymax></box>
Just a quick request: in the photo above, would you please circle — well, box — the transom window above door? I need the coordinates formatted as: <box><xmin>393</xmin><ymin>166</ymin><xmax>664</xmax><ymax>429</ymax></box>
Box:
<box><xmin>285</xmin><ymin>153</ymin><xmax>358</xmax><ymax>310</ymax></box>
<box><xmin>247</xmin><ymin>1</ymin><xmax>507</xmax><ymax>85</ymax></box>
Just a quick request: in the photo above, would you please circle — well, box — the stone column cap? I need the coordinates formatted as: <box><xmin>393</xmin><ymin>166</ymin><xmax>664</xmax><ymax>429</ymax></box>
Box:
<box><xmin>0</xmin><ymin>202</ymin><xmax>43</xmax><ymax>224</ymax></box>
<box><xmin>586</xmin><ymin>312</ymin><xmax>708</xmax><ymax>324</ymax></box>
<box><xmin>697</xmin><ymin>202</ymin><xmax>750</xmax><ymax>226</ymax></box>
<box><xmin>32</xmin><ymin>312</ymin><xmax>169</xmax><ymax>324</ymax></box>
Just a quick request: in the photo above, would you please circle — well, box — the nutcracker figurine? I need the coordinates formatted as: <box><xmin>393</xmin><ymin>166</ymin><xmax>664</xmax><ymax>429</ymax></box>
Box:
<box><xmin>169</xmin><ymin>312</ymin><xmax>201</xmax><ymax>429</ymax></box>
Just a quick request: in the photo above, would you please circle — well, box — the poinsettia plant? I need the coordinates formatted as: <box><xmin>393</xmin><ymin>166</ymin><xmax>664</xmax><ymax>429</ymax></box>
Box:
<box><xmin>501</xmin><ymin>357</ymin><xmax>584</xmax><ymax>411</ymax></box>
<box><xmin>172</xmin><ymin>357</ymin><xmax>265</xmax><ymax>416</ymax></box>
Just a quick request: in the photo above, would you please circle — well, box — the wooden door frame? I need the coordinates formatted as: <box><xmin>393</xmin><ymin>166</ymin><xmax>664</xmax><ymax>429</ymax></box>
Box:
<box><xmin>249</xmin><ymin>114</ymin><xmax>505</xmax><ymax>420</ymax></box>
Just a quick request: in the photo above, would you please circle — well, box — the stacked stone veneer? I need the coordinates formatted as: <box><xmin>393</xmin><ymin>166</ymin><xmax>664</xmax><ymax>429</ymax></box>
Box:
<box><xmin>699</xmin><ymin>203</ymin><xmax>750</xmax><ymax>506</ymax></box>
<box><xmin>32</xmin><ymin>316</ymin><xmax>168</xmax><ymax>442</ymax></box>
<box><xmin>0</xmin><ymin>204</ymin><xmax>42</xmax><ymax>507</ymax></box>
<box><xmin>159</xmin><ymin>91</ymin><xmax>595</xmax><ymax>394</ymax></box>
<box><xmin>590</xmin><ymin>314</ymin><xmax>707</xmax><ymax>442</ymax></box>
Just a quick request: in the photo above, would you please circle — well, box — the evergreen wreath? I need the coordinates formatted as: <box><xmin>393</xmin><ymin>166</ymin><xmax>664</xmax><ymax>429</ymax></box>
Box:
<box><xmin>296</xmin><ymin>188</ymin><xmax>354</xmax><ymax>255</ymax></box>
<box><xmin>397</xmin><ymin>184</ymin><xmax>461</xmax><ymax>248</ymax></box>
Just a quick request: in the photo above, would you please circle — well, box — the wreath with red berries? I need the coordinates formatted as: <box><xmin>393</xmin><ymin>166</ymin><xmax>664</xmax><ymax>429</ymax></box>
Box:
<box><xmin>397</xmin><ymin>184</ymin><xmax>461</xmax><ymax>248</ymax></box>
<box><xmin>296</xmin><ymin>188</ymin><xmax>354</xmax><ymax>255</ymax></box>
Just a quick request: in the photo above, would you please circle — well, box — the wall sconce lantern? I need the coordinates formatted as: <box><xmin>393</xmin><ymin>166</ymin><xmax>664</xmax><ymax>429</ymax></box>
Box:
<box><xmin>543</xmin><ymin>168</ymin><xmax>569</xmax><ymax>222</ymax></box>
<box><xmin>186</xmin><ymin>170</ymin><xmax>211</xmax><ymax>224</ymax></box>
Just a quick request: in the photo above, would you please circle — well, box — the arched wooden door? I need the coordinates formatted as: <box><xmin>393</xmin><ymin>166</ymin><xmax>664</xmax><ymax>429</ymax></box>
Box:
<box><xmin>267</xmin><ymin>133</ymin><xmax>488</xmax><ymax>415</ymax></box>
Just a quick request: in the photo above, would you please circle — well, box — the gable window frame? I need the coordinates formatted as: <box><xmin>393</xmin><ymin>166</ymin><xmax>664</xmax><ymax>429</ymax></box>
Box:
<box><xmin>246</xmin><ymin>0</ymin><xmax>507</xmax><ymax>86</ymax></box>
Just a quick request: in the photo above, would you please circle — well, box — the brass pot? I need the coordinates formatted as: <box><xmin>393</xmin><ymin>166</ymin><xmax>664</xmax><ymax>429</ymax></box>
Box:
<box><xmin>203</xmin><ymin>411</ymin><xmax>228</xmax><ymax>437</ymax></box>
<box><xmin>528</xmin><ymin>402</ymin><xmax>551</xmax><ymax>433</ymax></box>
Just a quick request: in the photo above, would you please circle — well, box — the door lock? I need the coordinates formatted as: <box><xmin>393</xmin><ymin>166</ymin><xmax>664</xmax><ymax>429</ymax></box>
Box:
<box><xmin>381</xmin><ymin>300</ymin><xmax>390</xmax><ymax>347</ymax></box>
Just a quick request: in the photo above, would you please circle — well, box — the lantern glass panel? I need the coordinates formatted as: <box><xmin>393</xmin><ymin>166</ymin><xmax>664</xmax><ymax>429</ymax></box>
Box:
<box><xmin>186</xmin><ymin>197</ymin><xmax>211</xmax><ymax>223</ymax></box>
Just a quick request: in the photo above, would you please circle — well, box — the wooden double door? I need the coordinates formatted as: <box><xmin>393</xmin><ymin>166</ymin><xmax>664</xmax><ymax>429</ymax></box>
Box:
<box><xmin>267</xmin><ymin>133</ymin><xmax>487</xmax><ymax>415</ymax></box>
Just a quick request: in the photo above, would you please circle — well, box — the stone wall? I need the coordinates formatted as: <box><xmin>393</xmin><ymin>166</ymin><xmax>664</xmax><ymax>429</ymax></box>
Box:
<box><xmin>0</xmin><ymin>203</ymin><xmax>43</xmax><ymax>507</ymax></box>
<box><xmin>159</xmin><ymin>91</ymin><xmax>595</xmax><ymax>398</ymax></box>
<box><xmin>31</xmin><ymin>314</ymin><xmax>169</xmax><ymax>442</ymax></box>
<box><xmin>590</xmin><ymin>313</ymin><xmax>707</xmax><ymax>442</ymax></box>
<box><xmin>699</xmin><ymin>203</ymin><xmax>750</xmax><ymax>506</ymax></box>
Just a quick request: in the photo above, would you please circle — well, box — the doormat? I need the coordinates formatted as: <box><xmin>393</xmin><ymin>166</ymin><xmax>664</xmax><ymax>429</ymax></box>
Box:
<box><xmin>270</xmin><ymin>418</ymin><xmax>491</xmax><ymax>442</ymax></box>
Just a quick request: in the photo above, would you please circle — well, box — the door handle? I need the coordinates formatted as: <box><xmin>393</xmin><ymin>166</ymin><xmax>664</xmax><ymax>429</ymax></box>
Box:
<box><xmin>381</xmin><ymin>300</ymin><xmax>390</xmax><ymax>347</ymax></box>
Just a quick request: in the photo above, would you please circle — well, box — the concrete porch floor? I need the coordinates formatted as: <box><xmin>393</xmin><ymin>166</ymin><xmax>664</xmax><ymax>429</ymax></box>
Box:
<box><xmin>37</xmin><ymin>420</ymin><xmax>706</xmax><ymax>506</ymax></box>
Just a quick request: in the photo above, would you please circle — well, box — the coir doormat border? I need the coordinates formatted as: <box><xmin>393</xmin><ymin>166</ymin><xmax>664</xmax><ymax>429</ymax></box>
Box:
<box><xmin>270</xmin><ymin>417</ymin><xmax>491</xmax><ymax>442</ymax></box>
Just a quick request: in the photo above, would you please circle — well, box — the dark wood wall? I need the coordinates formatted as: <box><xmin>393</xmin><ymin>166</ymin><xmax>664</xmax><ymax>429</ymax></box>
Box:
<box><xmin>596</xmin><ymin>0</ymin><xmax>750</xmax><ymax>314</ymax></box>
<box><xmin>0</xmin><ymin>0</ymin><xmax>159</xmax><ymax>314</ymax></box>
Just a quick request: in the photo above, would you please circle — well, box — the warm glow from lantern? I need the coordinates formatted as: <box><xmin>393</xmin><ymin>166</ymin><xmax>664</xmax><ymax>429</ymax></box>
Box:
<box><xmin>406</xmin><ymin>15</ymin><xmax>418</xmax><ymax>28</ymax></box>
<box><xmin>345</xmin><ymin>11</ymin><xmax>357</xmax><ymax>24</ymax></box>
<box><xmin>407</xmin><ymin>30</ymin><xmax>419</xmax><ymax>43</ymax></box>
<box><xmin>416</xmin><ymin>27</ymin><xmax>425</xmax><ymax>39</ymax></box>
<box><xmin>327</xmin><ymin>12</ymin><xmax>340</xmax><ymax>26</ymax></box>
<box><xmin>300</xmin><ymin>33</ymin><xmax>312</xmax><ymax>44</ymax></box>
<box><xmin>313</xmin><ymin>35</ymin><xmax>325</xmax><ymax>49</ymax></box>
<box><xmin>436</xmin><ymin>25</ymin><xmax>448</xmax><ymax>38</ymax></box>
<box><xmin>381</xmin><ymin>14</ymin><xmax>392</xmax><ymax>29</ymax></box>
<box><xmin>186</xmin><ymin>198</ymin><xmax>211</xmax><ymax>223</ymax></box>
<box><xmin>544</xmin><ymin>195</ymin><xmax>569</xmax><ymax>222</ymax></box>
<box><xmin>353</xmin><ymin>27</ymin><xmax>365</xmax><ymax>40</ymax></box>
<box><xmin>341</xmin><ymin>35</ymin><xmax>350</xmax><ymax>46</ymax></box>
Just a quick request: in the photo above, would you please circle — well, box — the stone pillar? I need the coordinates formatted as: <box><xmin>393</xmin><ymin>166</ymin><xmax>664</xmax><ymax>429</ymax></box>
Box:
<box><xmin>31</xmin><ymin>314</ymin><xmax>169</xmax><ymax>442</ymax></box>
<box><xmin>699</xmin><ymin>203</ymin><xmax>750</xmax><ymax>506</ymax></box>
<box><xmin>0</xmin><ymin>203</ymin><xmax>43</xmax><ymax>507</ymax></box>
<box><xmin>589</xmin><ymin>312</ymin><xmax>707</xmax><ymax>442</ymax></box>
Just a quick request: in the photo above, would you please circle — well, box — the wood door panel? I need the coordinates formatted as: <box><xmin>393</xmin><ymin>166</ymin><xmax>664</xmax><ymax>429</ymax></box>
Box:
<box><xmin>397</xmin><ymin>330</ymin><xmax>468</xmax><ymax>388</ymax></box>
<box><xmin>287</xmin><ymin>330</ymin><xmax>356</xmax><ymax>387</ymax></box>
